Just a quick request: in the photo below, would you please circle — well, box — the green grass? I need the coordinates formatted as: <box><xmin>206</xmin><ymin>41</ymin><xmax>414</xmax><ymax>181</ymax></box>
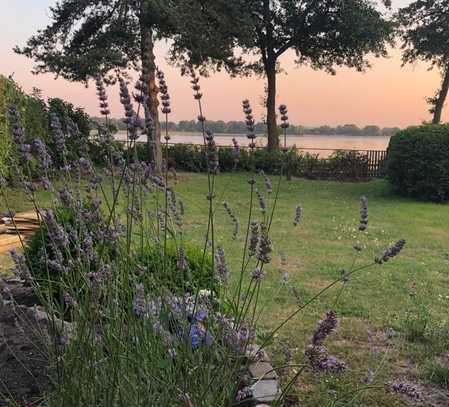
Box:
<box><xmin>2</xmin><ymin>172</ymin><xmax>449</xmax><ymax>405</ymax></box>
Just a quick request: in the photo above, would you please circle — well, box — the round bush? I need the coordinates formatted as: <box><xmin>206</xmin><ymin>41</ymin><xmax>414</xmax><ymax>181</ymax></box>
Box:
<box><xmin>386</xmin><ymin>124</ymin><xmax>449</xmax><ymax>201</ymax></box>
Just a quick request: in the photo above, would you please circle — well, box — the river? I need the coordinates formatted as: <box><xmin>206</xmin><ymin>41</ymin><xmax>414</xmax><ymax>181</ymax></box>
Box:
<box><xmin>115</xmin><ymin>132</ymin><xmax>391</xmax><ymax>158</ymax></box>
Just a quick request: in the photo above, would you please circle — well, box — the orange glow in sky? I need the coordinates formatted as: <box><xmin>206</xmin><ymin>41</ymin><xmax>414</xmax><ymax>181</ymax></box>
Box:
<box><xmin>0</xmin><ymin>0</ymin><xmax>446</xmax><ymax>128</ymax></box>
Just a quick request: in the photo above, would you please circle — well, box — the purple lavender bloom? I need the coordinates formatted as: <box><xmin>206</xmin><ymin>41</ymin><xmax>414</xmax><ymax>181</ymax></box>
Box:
<box><xmin>132</xmin><ymin>284</ymin><xmax>161</xmax><ymax>319</ymax></box>
<box><xmin>235</xmin><ymin>387</ymin><xmax>253</xmax><ymax>402</ymax></box>
<box><xmin>376</xmin><ymin>240</ymin><xmax>406</xmax><ymax>264</ymax></box>
<box><xmin>215</xmin><ymin>246</ymin><xmax>229</xmax><ymax>283</ymax></box>
<box><xmin>119</xmin><ymin>77</ymin><xmax>140</xmax><ymax>141</ymax></box>
<box><xmin>256</xmin><ymin>223</ymin><xmax>272</xmax><ymax>264</ymax></box>
<box><xmin>251</xmin><ymin>267</ymin><xmax>266</xmax><ymax>282</ymax></box>
<box><xmin>189</xmin><ymin>324</ymin><xmax>204</xmax><ymax>349</ymax></box>
<box><xmin>79</xmin><ymin>157</ymin><xmax>94</xmax><ymax>176</ymax></box>
<box><xmin>293</xmin><ymin>205</ymin><xmax>302</xmax><ymax>226</ymax></box>
<box><xmin>58</xmin><ymin>187</ymin><xmax>73</xmax><ymax>206</ymax></box>
<box><xmin>311</xmin><ymin>311</ymin><xmax>338</xmax><ymax>346</ymax></box>
<box><xmin>279</xmin><ymin>104</ymin><xmax>290</xmax><ymax>129</ymax></box>
<box><xmin>50</xmin><ymin>113</ymin><xmax>67</xmax><ymax>156</ymax></box>
<box><xmin>10</xmin><ymin>249</ymin><xmax>31</xmax><ymax>282</ymax></box>
<box><xmin>43</xmin><ymin>209</ymin><xmax>69</xmax><ymax>249</ymax></box>
<box><xmin>7</xmin><ymin>105</ymin><xmax>32</xmax><ymax>162</ymax></box>
<box><xmin>359</xmin><ymin>196</ymin><xmax>368</xmax><ymax>231</ymax></box>
<box><xmin>248</xmin><ymin>221</ymin><xmax>259</xmax><ymax>257</ymax></box>
<box><xmin>190</xmin><ymin>69</ymin><xmax>203</xmax><ymax>101</ymax></box>
<box><xmin>157</xmin><ymin>70</ymin><xmax>172</xmax><ymax>119</ymax></box>
<box><xmin>40</xmin><ymin>177</ymin><xmax>51</xmax><ymax>190</ymax></box>
<box><xmin>255</xmin><ymin>188</ymin><xmax>266</xmax><ymax>214</ymax></box>
<box><xmin>222</xmin><ymin>201</ymin><xmax>239</xmax><ymax>239</ymax></box>
<box><xmin>95</xmin><ymin>77</ymin><xmax>110</xmax><ymax>116</ymax></box>
<box><xmin>205</xmin><ymin>130</ymin><xmax>219</xmax><ymax>174</ymax></box>
<box><xmin>259</xmin><ymin>169</ymin><xmax>272</xmax><ymax>194</ymax></box>
<box><xmin>177</xmin><ymin>246</ymin><xmax>188</xmax><ymax>271</ymax></box>
<box><xmin>390</xmin><ymin>380</ymin><xmax>421</xmax><ymax>400</ymax></box>
<box><xmin>305</xmin><ymin>345</ymin><xmax>346</xmax><ymax>373</ymax></box>
<box><xmin>33</xmin><ymin>138</ymin><xmax>52</xmax><ymax>169</ymax></box>
<box><xmin>63</xmin><ymin>292</ymin><xmax>77</xmax><ymax>307</ymax></box>
<box><xmin>242</xmin><ymin>99</ymin><xmax>257</xmax><ymax>150</ymax></box>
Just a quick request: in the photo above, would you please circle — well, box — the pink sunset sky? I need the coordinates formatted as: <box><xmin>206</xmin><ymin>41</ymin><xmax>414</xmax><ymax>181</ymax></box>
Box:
<box><xmin>1</xmin><ymin>0</ymin><xmax>447</xmax><ymax>128</ymax></box>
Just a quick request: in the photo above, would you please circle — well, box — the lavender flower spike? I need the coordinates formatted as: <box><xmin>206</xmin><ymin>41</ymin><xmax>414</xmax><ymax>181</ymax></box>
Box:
<box><xmin>10</xmin><ymin>249</ymin><xmax>32</xmax><ymax>282</ymax></box>
<box><xmin>248</xmin><ymin>221</ymin><xmax>259</xmax><ymax>257</ymax></box>
<box><xmin>7</xmin><ymin>105</ymin><xmax>32</xmax><ymax>162</ymax></box>
<box><xmin>33</xmin><ymin>138</ymin><xmax>52</xmax><ymax>170</ymax></box>
<box><xmin>256</xmin><ymin>222</ymin><xmax>272</xmax><ymax>264</ymax></box>
<box><xmin>293</xmin><ymin>205</ymin><xmax>302</xmax><ymax>226</ymax></box>
<box><xmin>375</xmin><ymin>239</ymin><xmax>406</xmax><ymax>264</ymax></box>
<box><xmin>215</xmin><ymin>246</ymin><xmax>229</xmax><ymax>283</ymax></box>
<box><xmin>95</xmin><ymin>76</ymin><xmax>110</xmax><ymax>116</ymax></box>
<box><xmin>311</xmin><ymin>310</ymin><xmax>338</xmax><ymax>346</ymax></box>
<box><xmin>255</xmin><ymin>188</ymin><xmax>266</xmax><ymax>214</ymax></box>
<box><xmin>242</xmin><ymin>99</ymin><xmax>257</xmax><ymax>150</ymax></box>
<box><xmin>222</xmin><ymin>201</ymin><xmax>239</xmax><ymax>239</ymax></box>
<box><xmin>259</xmin><ymin>169</ymin><xmax>272</xmax><ymax>194</ymax></box>
<box><xmin>358</xmin><ymin>196</ymin><xmax>368</xmax><ymax>231</ymax></box>
<box><xmin>156</xmin><ymin>69</ymin><xmax>172</xmax><ymax>142</ymax></box>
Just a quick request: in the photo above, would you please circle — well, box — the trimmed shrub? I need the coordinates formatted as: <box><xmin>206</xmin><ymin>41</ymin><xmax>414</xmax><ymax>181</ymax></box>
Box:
<box><xmin>136</xmin><ymin>243</ymin><xmax>214</xmax><ymax>294</ymax></box>
<box><xmin>386</xmin><ymin>124</ymin><xmax>449</xmax><ymax>201</ymax></box>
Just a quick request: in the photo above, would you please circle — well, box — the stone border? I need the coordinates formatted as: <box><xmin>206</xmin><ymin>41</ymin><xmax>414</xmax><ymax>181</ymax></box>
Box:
<box><xmin>246</xmin><ymin>344</ymin><xmax>282</xmax><ymax>404</ymax></box>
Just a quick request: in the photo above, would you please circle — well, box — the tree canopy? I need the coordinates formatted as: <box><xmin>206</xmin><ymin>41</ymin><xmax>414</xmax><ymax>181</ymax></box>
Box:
<box><xmin>397</xmin><ymin>0</ymin><xmax>449</xmax><ymax>124</ymax></box>
<box><xmin>173</xmin><ymin>0</ymin><xmax>394</xmax><ymax>149</ymax></box>
<box><xmin>15</xmin><ymin>1</ymin><xmax>175</xmax><ymax>81</ymax></box>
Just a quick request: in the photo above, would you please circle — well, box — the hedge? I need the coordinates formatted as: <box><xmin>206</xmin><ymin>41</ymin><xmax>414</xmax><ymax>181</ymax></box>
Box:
<box><xmin>386</xmin><ymin>124</ymin><xmax>449</xmax><ymax>201</ymax></box>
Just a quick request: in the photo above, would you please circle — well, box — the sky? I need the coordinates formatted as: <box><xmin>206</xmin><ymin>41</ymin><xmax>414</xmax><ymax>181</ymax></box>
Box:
<box><xmin>0</xmin><ymin>0</ymin><xmax>447</xmax><ymax>128</ymax></box>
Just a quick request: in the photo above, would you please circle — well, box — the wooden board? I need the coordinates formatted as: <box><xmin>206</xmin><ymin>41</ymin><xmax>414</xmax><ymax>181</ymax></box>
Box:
<box><xmin>0</xmin><ymin>211</ymin><xmax>41</xmax><ymax>255</ymax></box>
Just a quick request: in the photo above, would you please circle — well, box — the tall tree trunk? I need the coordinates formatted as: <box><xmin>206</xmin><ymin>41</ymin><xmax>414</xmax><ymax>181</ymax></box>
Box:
<box><xmin>141</xmin><ymin>26</ymin><xmax>162</xmax><ymax>171</ymax></box>
<box><xmin>266</xmin><ymin>58</ymin><xmax>279</xmax><ymax>150</ymax></box>
<box><xmin>433</xmin><ymin>65</ymin><xmax>449</xmax><ymax>125</ymax></box>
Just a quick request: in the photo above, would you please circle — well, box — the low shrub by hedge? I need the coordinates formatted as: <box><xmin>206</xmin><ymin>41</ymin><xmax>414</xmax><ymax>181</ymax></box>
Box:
<box><xmin>386</xmin><ymin>124</ymin><xmax>449</xmax><ymax>201</ymax></box>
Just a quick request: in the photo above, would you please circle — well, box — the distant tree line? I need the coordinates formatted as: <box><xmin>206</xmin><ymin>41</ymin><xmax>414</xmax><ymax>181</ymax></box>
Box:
<box><xmin>92</xmin><ymin>117</ymin><xmax>399</xmax><ymax>137</ymax></box>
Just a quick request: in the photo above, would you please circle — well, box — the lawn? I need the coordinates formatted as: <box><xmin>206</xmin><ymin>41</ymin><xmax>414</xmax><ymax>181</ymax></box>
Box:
<box><xmin>1</xmin><ymin>172</ymin><xmax>449</xmax><ymax>406</ymax></box>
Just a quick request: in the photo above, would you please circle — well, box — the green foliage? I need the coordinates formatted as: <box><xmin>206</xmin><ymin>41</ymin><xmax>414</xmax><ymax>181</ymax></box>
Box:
<box><xmin>386</xmin><ymin>124</ymin><xmax>449</xmax><ymax>201</ymax></box>
<box><xmin>399</xmin><ymin>302</ymin><xmax>431</xmax><ymax>342</ymax></box>
<box><xmin>136</xmin><ymin>243</ymin><xmax>215</xmax><ymax>294</ymax></box>
<box><xmin>397</xmin><ymin>0</ymin><xmax>449</xmax><ymax>70</ymax></box>
<box><xmin>0</xmin><ymin>75</ymin><xmax>26</xmax><ymax>177</ymax></box>
<box><xmin>426</xmin><ymin>359</ymin><xmax>449</xmax><ymax>388</ymax></box>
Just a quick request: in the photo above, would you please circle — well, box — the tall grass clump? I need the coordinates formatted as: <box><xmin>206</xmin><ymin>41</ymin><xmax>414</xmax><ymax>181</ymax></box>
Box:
<box><xmin>1</xmin><ymin>71</ymin><xmax>409</xmax><ymax>406</ymax></box>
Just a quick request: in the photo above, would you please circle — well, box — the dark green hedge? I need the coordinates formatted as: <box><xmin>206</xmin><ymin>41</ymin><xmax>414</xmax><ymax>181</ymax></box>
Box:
<box><xmin>134</xmin><ymin>143</ymin><xmax>371</xmax><ymax>181</ymax></box>
<box><xmin>386</xmin><ymin>124</ymin><xmax>449</xmax><ymax>202</ymax></box>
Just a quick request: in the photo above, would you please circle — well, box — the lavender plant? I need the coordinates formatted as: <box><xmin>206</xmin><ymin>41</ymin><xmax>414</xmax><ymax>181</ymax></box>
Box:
<box><xmin>0</xmin><ymin>74</ymin><xmax>409</xmax><ymax>407</ymax></box>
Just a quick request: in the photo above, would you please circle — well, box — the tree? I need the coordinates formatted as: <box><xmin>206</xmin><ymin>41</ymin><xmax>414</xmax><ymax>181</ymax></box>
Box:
<box><xmin>397</xmin><ymin>1</ymin><xmax>449</xmax><ymax>124</ymax></box>
<box><xmin>174</xmin><ymin>0</ymin><xmax>393</xmax><ymax>150</ymax></box>
<box><xmin>15</xmin><ymin>0</ymin><xmax>181</xmax><ymax>169</ymax></box>
<box><xmin>363</xmin><ymin>125</ymin><xmax>381</xmax><ymax>137</ymax></box>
